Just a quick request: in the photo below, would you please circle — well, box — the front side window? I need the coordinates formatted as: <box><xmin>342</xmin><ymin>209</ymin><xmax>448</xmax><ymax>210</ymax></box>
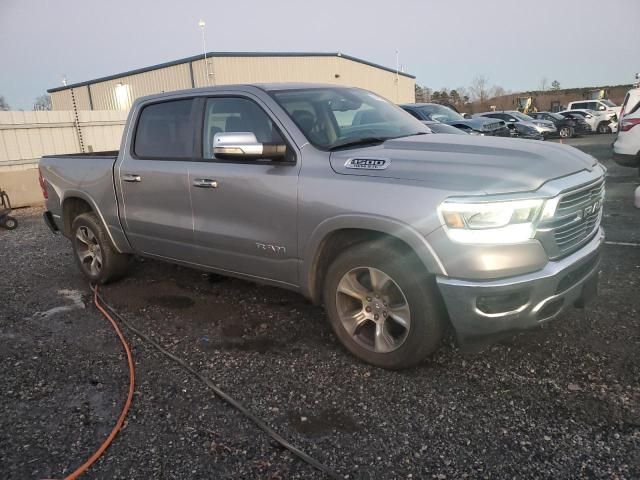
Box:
<box><xmin>271</xmin><ymin>87</ymin><xmax>428</xmax><ymax>150</ymax></box>
<box><xmin>134</xmin><ymin>99</ymin><xmax>195</xmax><ymax>159</ymax></box>
<box><xmin>202</xmin><ymin>97</ymin><xmax>284</xmax><ymax>159</ymax></box>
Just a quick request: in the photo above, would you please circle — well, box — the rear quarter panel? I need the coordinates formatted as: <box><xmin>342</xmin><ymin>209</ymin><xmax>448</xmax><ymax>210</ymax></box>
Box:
<box><xmin>39</xmin><ymin>155</ymin><xmax>131</xmax><ymax>252</ymax></box>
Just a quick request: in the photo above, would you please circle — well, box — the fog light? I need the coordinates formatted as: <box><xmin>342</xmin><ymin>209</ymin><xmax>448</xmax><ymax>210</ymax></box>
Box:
<box><xmin>476</xmin><ymin>290</ymin><xmax>529</xmax><ymax>314</ymax></box>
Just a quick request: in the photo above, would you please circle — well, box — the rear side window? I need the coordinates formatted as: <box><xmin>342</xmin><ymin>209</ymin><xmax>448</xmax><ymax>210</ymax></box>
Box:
<box><xmin>571</xmin><ymin>102</ymin><xmax>587</xmax><ymax>109</ymax></box>
<box><xmin>134</xmin><ymin>99</ymin><xmax>195</xmax><ymax>159</ymax></box>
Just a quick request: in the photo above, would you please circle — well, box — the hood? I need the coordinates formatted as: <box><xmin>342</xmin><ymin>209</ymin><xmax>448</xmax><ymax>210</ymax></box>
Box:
<box><xmin>443</xmin><ymin>117</ymin><xmax>503</xmax><ymax>132</ymax></box>
<box><xmin>329</xmin><ymin>134</ymin><xmax>598</xmax><ymax>195</ymax></box>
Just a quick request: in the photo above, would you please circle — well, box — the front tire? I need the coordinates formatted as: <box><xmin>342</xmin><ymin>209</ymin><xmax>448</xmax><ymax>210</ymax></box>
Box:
<box><xmin>597</xmin><ymin>121</ymin><xmax>611</xmax><ymax>134</ymax></box>
<box><xmin>559</xmin><ymin>126</ymin><xmax>573</xmax><ymax>138</ymax></box>
<box><xmin>71</xmin><ymin>212</ymin><xmax>130</xmax><ymax>284</ymax></box>
<box><xmin>323</xmin><ymin>242</ymin><xmax>445</xmax><ymax>369</ymax></box>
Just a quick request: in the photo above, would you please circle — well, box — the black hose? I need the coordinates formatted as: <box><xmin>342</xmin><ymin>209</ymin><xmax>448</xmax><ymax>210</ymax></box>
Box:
<box><xmin>94</xmin><ymin>288</ymin><xmax>342</xmax><ymax>479</ymax></box>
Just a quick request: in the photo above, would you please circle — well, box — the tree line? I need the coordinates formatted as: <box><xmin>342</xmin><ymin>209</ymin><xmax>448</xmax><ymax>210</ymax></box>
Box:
<box><xmin>415</xmin><ymin>75</ymin><xmax>561</xmax><ymax>111</ymax></box>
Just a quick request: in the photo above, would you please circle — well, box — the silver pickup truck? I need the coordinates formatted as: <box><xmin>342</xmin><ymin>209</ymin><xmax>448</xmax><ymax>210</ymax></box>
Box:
<box><xmin>39</xmin><ymin>84</ymin><xmax>605</xmax><ymax>369</ymax></box>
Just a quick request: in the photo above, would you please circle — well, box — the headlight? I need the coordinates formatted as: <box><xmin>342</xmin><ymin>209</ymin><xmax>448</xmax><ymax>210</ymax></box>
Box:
<box><xmin>438</xmin><ymin>198</ymin><xmax>556</xmax><ymax>244</ymax></box>
<box><xmin>468</xmin><ymin>130</ymin><xmax>484</xmax><ymax>136</ymax></box>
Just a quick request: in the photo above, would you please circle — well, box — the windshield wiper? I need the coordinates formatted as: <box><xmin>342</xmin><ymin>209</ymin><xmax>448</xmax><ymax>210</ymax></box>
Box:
<box><xmin>329</xmin><ymin>132</ymin><xmax>429</xmax><ymax>151</ymax></box>
<box><xmin>393</xmin><ymin>132</ymin><xmax>430</xmax><ymax>138</ymax></box>
<box><xmin>329</xmin><ymin>137</ymin><xmax>390</xmax><ymax>151</ymax></box>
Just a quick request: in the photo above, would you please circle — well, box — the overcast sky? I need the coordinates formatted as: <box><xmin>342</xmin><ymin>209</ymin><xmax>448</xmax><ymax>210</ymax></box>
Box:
<box><xmin>1</xmin><ymin>0</ymin><xmax>638</xmax><ymax>109</ymax></box>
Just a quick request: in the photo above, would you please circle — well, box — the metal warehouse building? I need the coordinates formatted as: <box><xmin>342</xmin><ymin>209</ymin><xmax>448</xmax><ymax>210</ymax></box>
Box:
<box><xmin>48</xmin><ymin>52</ymin><xmax>416</xmax><ymax>111</ymax></box>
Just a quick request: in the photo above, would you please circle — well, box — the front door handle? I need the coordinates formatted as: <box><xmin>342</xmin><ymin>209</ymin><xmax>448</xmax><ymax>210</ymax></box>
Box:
<box><xmin>121</xmin><ymin>174</ymin><xmax>141</xmax><ymax>183</ymax></box>
<box><xmin>193</xmin><ymin>178</ymin><xmax>218</xmax><ymax>188</ymax></box>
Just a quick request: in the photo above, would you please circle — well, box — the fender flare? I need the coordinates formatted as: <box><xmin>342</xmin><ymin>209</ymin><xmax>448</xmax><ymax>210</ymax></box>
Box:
<box><xmin>300</xmin><ymin>214</ymin><xmax>447</xmax><ymax>301</ymax></box>
<box><xmin>61</xmin><ymin>190</ymin><xmax>132</xmax><ymax>253</ymax></box>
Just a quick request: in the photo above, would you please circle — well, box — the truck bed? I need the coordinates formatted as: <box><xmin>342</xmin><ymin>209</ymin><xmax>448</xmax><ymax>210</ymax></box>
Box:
<box><xmin>42</xmin><ymin>150</ymin><xmax>119</xmax><ymax>159</ymax></box>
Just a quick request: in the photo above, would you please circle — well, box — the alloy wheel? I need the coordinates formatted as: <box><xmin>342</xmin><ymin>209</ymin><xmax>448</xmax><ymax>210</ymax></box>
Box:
<box><xmin>76</xmin><ymin>226</ymin><xmax>103</xmax><ymax>276</ymax></box>
<box><xmin>335</xmin><ymin>267</ymin><xmax>410</xmax><ymax>353</ymax></box>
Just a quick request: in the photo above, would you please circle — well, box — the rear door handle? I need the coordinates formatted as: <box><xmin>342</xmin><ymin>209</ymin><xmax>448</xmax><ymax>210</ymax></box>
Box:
<box><xmin>193</xmin><ymin>178</ymin><xmax>218</xmax><ymax>188</ymax></box>
<box><xmin>121</xmin><ymin>174</ymin><xmax>141</xmax><ymax>183</ymax></box>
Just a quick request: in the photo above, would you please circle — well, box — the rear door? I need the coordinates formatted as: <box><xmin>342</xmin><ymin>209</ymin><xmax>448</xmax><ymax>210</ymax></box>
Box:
<box><xmin>188</xmin><ymin>95</ymin><xmax>300</xmax><ymax>285</ymax></box>
<box><xmin>117</xmin><ymin>98</ymin><xmax>199</xmax><ymax>261</ymax></box>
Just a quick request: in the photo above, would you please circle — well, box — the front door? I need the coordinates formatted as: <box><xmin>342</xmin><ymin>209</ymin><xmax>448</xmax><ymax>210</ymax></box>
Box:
<box><xmin>188</xmin><ymin>96</ymin><xmax>300</xmax><ymax>286</ymax></box>
<box><xmin>117</xmin><ymin>98</ymin><xmax>198</xmax><ymax>262</ymax></box>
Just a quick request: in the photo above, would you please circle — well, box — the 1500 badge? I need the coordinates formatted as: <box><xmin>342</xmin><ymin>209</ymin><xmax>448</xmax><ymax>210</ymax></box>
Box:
<box><xmin>345</xmin><ymin>158</ymin><xmax>390</xmax><ymax>170</ymax></box>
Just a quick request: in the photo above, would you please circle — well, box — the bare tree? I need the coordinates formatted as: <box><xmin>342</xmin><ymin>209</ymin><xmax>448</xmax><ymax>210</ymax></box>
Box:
<box><xmin>0</xmin><ymin>95</ymin><xmax>9</xmax><ymax>111</ymax></box>
<box><xmin>539</xmin><ymin>77</ymin><xmax>548</xmax><ymax>92</ymax></box>
<box><xmin>492</xmin><ymin>85</ymin><xmax>507</xmax><ymax>98</ymax></box>
<box><xmin>34</xmin><ymin>94</ymin><xmax>52</xmax><ymax>111</ymax></box>
<box><xmin>469</xmin><ymin>75</ymin><xmax>491</xmax><ymax>107</ymax></box>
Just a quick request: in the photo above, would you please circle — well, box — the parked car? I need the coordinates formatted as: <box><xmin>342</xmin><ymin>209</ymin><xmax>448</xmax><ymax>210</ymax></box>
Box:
<box><xmin>559</xmin><ymin>109</ymin><xmax>612</xmax><ymax>134</ymax></box>
<box><xmin>39</xmin><ymin>84</ymin><xmax>605</xmax><ymax>369</ymax></box>
<box><xmin>529</xmin><ymin>111</ymin><xmax>591</xmax><ymax>138</ymax></box>
<box><xmin>557</xmin><ymin>111</ymin><xmax>594</xmax><ymax>133</ymax></box>
<box><xmin>473</xmin><ymin>111</ymin><xmax>553</xmax><ymax>139</ymax></box>
<box><xmin>567</xmin><ymin>99</ymin><xmax>621</xmax><ymax>121</ymax></box>
<box><xmin>613</xmin><ymin>86</ymin><xmax>640</xmax><ymax>169</ymax></box>
<box><xmin>400</xmin><ymin>103</ymin><xmax>510</xmax><ymax>136</ymax></box>
<box><xmin>422</xmin><ymin>120</ymin><xmax>469</xmax><ymax>135</ymax></box>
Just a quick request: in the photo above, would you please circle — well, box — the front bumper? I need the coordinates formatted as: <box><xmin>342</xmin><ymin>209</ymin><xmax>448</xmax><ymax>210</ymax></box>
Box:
<box><xmin>436</xmin><ymin>228</ymin><xmax>603</xmax><ymax>339</ymax></box>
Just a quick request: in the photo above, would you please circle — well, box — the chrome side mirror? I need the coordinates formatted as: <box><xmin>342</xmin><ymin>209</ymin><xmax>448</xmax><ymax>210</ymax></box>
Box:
<box><xmin>213</xmin><ymin>132</ymin><xmax>286</xmax><ymax>160</ymax></box>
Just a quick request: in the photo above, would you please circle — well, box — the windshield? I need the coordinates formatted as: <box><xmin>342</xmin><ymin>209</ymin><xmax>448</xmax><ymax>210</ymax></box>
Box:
<box><xmin>510</xmin><ymin>111</ymin><xmax>534</xmax><ymax>121</ymax></box>
<box><xmin>547</xmin><ymin>112</ymin><xmax>564</xmax><ymax>120</ymax></box>
<box><xmin>601</xmin><ymin>99</ymin><xmax>617</xmax><ymax>107</ymax></box>
<box><xmin>271</xmin><ymin>87</ymin><xmax>429</xmax><ymax>150</ymax></box>
<box><xmin>416</xmin><ymin>104</ymin><xmax>464</xmax><ymax>122</ymax></box>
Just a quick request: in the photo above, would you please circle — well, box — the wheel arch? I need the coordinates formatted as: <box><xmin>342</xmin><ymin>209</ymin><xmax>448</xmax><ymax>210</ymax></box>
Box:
<box><xmin>301</xmin><ymin>215</ymin><xmax>446</xmax><ymax>304</ymax></box>
<box><xmin>61</xmin><ymin>191</ymin><xmax>128</xmax><ymax>252</ymax></box>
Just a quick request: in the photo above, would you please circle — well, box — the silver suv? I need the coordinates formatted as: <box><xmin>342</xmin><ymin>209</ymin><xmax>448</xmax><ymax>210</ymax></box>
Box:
<box><xmin>39</xmin><ymin>84</ymin><xmax>604</xmax><ymax>368</ymax></box>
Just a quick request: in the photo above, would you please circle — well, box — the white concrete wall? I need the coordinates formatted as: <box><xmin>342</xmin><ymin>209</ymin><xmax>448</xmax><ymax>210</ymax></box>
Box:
<box><xmin>0</xmin><ymin>111</ymin><xmax>126</xmax><ymax>207</ymax></box>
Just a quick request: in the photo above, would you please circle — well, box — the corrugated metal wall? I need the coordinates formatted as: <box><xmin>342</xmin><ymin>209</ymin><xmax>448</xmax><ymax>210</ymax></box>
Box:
<box><xmin>0</xmin><ymin>110</ymin><xmax>126</xmax><ymax>167</ymax></box>
<box><xmin>51</xmin><ymin>55</ymin><xmax>415</xmax><ymax>110</ymax></box>
<box><xmin>0</xmin><ymin>110</ymin><xmax>127</xmax><ymax>207</ymax></box>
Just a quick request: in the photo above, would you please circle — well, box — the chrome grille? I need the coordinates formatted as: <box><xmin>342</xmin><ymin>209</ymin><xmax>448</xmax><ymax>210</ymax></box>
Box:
<box><xmin>543</xmin><ymin>177</ymin><xmax>605</xmax><ymax>258</ymax></box>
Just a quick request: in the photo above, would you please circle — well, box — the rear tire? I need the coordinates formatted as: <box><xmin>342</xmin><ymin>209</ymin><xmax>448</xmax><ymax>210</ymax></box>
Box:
<box><xmin>323</xmin><ymin>242</ymin><xmax>445</xmax><ymax>369</ymax></box>
<box><xmin>71</xmin><ymin>212</ymin><xmax>130</xmax><ymax>284</ymax></box>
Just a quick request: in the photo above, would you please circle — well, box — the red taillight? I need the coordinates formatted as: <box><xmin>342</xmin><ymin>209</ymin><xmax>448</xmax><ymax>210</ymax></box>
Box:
<box><xmin>620</xmin><ymin>117</ymin><xmax>640</xmax><ymax>132</ymax></box>
<box><xmin>38</xmin><ymin>167</ymin><xmax>48</xmax><ymax>199</ymax></box>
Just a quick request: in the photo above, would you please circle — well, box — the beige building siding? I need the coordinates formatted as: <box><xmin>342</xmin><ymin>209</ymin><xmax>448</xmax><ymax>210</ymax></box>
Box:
<box><xmin>191</xmin><ymin>55</ymin><xmax>414</xmax><ymax>103</ymax></box>
<box><xmin>88</xmin><ymin>63</ymin><xmax>192</xmax><ymax>111</ymax></box>
<box><xmin>50</xmin><ymin>86</ymin><xmax>92</xmax><ymax>111</ymax></box>
<box><xmin>50</xmin><ymin>54</ymin><xmax>415</xmax><ymax>111</ymax></box>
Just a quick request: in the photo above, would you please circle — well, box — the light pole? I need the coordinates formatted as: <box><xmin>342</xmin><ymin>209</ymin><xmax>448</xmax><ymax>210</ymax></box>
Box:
<box><xmin>198</xmin><ymin>19</ymin><xmax>209</xmax><ymax>85</ymax></box>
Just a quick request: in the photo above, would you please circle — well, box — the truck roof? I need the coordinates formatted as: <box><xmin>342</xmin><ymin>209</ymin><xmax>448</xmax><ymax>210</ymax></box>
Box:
<box><xmin>132</xmin><ymin>83</ymin><xmax>368</xmax><ymax>105</ymax></box>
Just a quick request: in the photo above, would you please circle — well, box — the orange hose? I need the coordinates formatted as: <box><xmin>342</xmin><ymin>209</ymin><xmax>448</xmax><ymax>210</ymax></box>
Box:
<box><xmin>60</xmin><ymin>286</ymin><xmax>135</xmax><ymax>480</ymax></box>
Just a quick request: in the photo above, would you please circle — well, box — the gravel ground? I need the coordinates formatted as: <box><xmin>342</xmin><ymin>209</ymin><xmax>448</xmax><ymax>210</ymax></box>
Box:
<box><xmin>0</xmin><ymin>135</ymin><xmax>638</xmax><ymax>479</ymax></box>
